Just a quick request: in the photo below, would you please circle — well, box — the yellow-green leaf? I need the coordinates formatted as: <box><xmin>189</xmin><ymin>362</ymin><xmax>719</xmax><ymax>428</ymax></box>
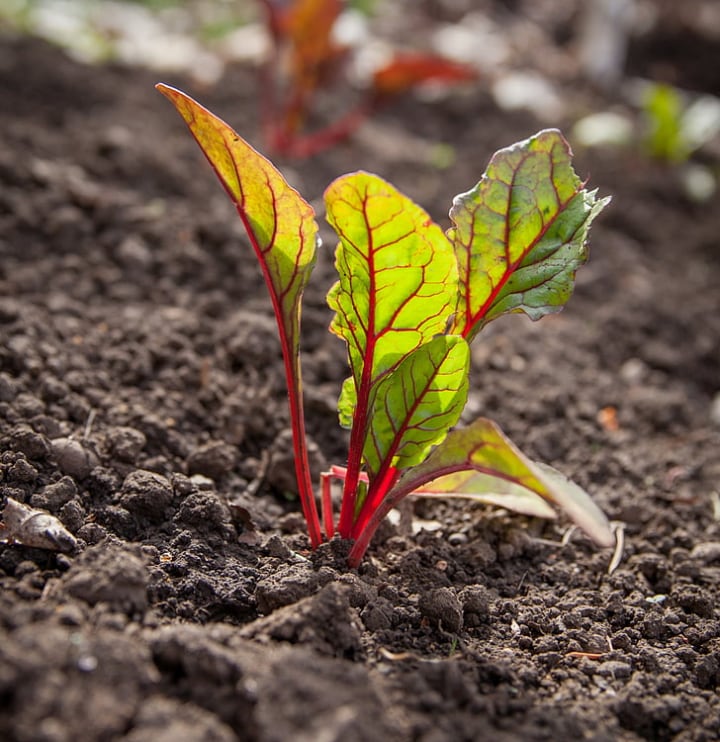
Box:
<box><xmin>449</xmin><ymin>129</ymin><xmax>610</xmax><ymax>339</ymax></box>
<box><xmin>156</xmin><ymin>84</ymin><xmax>318</xmax><ymax>355</ymax></box>
<box><xmin>363</xmin><ymin>335</ymin><xmax>469</xmax><ymax>477</ymax></box>
<box><xmin>326</xmin><ymin>172</ymin><xmax>458</xmax><ymax>422</ymax></box>
<box><xmin>392</xmin><ymin>417</ymin><xmax>614</xmax><ymax>547</ymax></box>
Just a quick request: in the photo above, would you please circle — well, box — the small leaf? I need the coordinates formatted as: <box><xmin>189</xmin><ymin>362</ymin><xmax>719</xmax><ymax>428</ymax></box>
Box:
<box><xmin>391</xmin><ymin>418</ymin><xmax>614</xmax><ymax>547</ymax></box>
<box><xmin>363</xmin><ymin>335</ymin><xmax>470</xmax><ymax>477</ymax></box>
<box><xmin>372</xmin><ymin>54</ymin><xmax>476</xmax><ymax>98</ymax></box>
<box><xmin>326</xmin><ymin>172</ymin><xmax>458</xmax><ymax>422</ymax></box>
<box><xmin>414</xmin><ymin>469</ymin><xmax>557</xmax><ymax>520</ymax></box>
<box><xmin>449</xmin><ymin>129</ymin><xmax>610</xmax><ymax>339</ymax></box>
<box><xmin>156</xmin><ymin>85</ymin><xmax>318</xmax><ymax>360</ymax></box>
<box><xmin>157</xmin><ymin>84</ymin><xmax>323</xmax><ymax>545</ymax></box>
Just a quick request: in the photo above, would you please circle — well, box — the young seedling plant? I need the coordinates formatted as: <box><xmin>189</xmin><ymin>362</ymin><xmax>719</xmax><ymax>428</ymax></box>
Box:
<box><xmin>257</xmin><ymin>0</ymin><xmax>475</xmax><ymax>157</ymax></box>
<box><xmin>157</xmin><ymin>84</ymin><xmax>614</xmax><ymax>567</ymax></box>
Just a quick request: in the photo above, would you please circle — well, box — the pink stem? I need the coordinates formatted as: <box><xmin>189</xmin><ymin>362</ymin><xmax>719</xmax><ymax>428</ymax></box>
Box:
<box><xmin>321</xmin><ymin>471</ymin><xmax>335</xmax><ymax>539</ymax></box>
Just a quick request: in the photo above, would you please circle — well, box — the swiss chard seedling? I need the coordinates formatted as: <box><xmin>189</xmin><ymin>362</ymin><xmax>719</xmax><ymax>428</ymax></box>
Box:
<box><xmin>157</xmin><ymin>84</ymin><xmax>613</xmax><ymax>566</ymax></box>
<box><xmin>257</xmin><ymin>0</ymin><xmax>475</xmax><ymax>157</ymax></box>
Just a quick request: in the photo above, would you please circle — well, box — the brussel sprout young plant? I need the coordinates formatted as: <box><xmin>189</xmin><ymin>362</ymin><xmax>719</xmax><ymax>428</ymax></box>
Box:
<box><xmin>157</xmin><ymin>84</ymin><xmax>614</xmax><ymax>566</ymax></box>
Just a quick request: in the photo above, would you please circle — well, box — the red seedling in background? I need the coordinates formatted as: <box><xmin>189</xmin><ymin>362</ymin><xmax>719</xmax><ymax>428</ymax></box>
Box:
<box><xmin>258</xmin><ymin>0</ymin><xmax>476</xmax><ymax>157</ymax></box>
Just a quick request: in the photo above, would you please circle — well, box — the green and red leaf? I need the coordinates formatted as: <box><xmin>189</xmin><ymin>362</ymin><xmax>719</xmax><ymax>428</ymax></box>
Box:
<box><xmin>156</xmin><ymin>84</ymin><xmax>322</xmax><ymax>545</ymax></box>
<box><xmin>391</xmin><ymin>417</ymin><xmax>614</xmax><ymax>547</ymax></box>
<box><xmin>363</xmin><ymin>334</ymin><xmax>470</xmax><ymax>478</ymax></box>
<box><xmin>326</xmin><ymin>172</ymin><xmax>459</xmax><ymax>421</ymax></box>
<box><xmin>325</xmin><ymin>171</ymin><xmax>459</xmax><ymax>532</ymax></box>
<box><xmin>156</xmin><ymin>84</ymin><xmax>318</xmax><ymax>341</ymax></box>
<box><xmin>449</xmin><ymin>129</ymin><xmax>610</xmax><ymax>340</ymax></box>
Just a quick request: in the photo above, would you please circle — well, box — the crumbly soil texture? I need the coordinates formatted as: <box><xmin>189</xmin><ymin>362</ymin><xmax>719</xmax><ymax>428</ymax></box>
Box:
<box><xmin>1</xmin><ymin>19</ymin><xmax>720</xmax><ymax>742</ymax></box>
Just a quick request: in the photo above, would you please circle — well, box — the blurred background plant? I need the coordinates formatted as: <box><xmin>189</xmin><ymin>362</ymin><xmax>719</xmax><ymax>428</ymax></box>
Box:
<box><xmin>2</xmin><ymin>0</ymin><xmax>718</xmax><ymax>182</ymax></box>
<box><xmin>642</xmin><ymin>82</ymin><xmax>720</xmax><ymax>163</ymax></box>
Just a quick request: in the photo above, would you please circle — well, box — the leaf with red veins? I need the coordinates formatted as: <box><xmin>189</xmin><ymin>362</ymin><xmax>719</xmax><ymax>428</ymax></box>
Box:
<box><xmin>388</xmin><ymin>417</ymin><xmax>614</xmax><ymax>548</ymax></box>
<box><xmin>326</xmin><ymin>172</ymin><xmax>459</xmax><ymax>533</ymax></box>
<box><xmin>449</xmin><ymin>129</ymin><xmax>610</xmax><ymax>340</ymax></box>
<box><xmin>363</xmin><ymin>334</ymin><xmax>469</xmax><ymax>478</ymax></box>
<box><xmin>156</xmin><ymin>85</ymin><xmax>318</xmax><ymax>340</ymax></box>
<box><xmin>157</xmin><ymin>84</ymin><xmax>322</xmax><ymax>546</ymax></box>
<box><xmin>325</xmin><ymin>172</ymin><xmax>459</xmax><ymax>431</ymax></box>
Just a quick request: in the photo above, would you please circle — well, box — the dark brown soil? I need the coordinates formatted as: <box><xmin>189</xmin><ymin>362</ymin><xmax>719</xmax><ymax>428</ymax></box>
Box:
<box><xmin>1</xmin><ymin>18</ymin><xmax>720</xmax><ymax>742</ymax></box>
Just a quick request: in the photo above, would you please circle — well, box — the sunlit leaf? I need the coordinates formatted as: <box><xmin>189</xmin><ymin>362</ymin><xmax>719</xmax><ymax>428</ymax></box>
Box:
<box><xmin>449</xmin><ymin>129</ymin><xmax>610</xmax><ymax>339</ymax></box>
<box><xmin>391</xmin><ymin>417</ymin><xmax>614</xmax><ymax>547</ymax></box>
<box><xmin>325</xmin><ymin>171</ymin><xmax>458</xmax><ymax>426</ymax></box>
<box><xmin>414</xmin><ymin>469</ymin><xmax>557</xmax><ymax>520</ymax></box>
<box><xmin>156</xmin><ymin>83</ymin><xmax>322</xmax><ymax>545</ymax></box>
<box><xmin>156</xmin><ymin>84</ymin><xmax>318</xmax><ymax>358</ymax></box>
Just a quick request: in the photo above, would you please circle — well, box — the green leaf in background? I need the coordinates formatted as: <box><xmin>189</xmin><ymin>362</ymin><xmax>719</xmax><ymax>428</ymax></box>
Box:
<box><xmin>449</xmin><ymin>129</ymin><xmax>610</xmax><ymax>340</ymax></box>
<box><xmin>325</xmin><ymin>172</ymin><xmax>458</xmax><ymax>422</ymax></box>
<box><xmin>363</xmin><ymin>335</ymin><xmax>470</xmax><ymax>477</ymax></box>
<box><xmin>390</xmin><ymin>417</ymin><xmax>614</xmax><ymax>547</ymax></box>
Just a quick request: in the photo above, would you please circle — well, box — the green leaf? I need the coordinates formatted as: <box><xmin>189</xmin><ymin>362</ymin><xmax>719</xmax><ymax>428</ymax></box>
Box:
<box><xmin>337</xmin><ymin>376</ymin><xmax>356</xmax><ymax>429</ymax></box>
<box><xmin>449</xmin><ymin>129</ymin><xmax>610</xmax><ymax>339</ymax></box>
<box><xmin>325</xmin><ymin>171</ymin><xmax>458</xmax><ymax>421</ymax></box>
<box><xmin>157</xmin><ymin>84</ymin><xmax>323</xmax><ymax>546</ymax></box>
<box><xmin>363</xmin><ymin>335</ymin><xmax>470</xmax><ymax>477</ymax></box>
<box><xmin>156</xmin><ymin>85</ymin><xmax>318</xmax><ymax>350</ymax></box>
<box><xmin>390</xmin><ymin>417</ymin><xmax>614</xmax><ymax>547</ymax></box>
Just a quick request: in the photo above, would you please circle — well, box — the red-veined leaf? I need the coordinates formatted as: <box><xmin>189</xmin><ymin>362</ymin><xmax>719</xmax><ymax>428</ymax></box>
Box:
<box><xmin>325</xmin><ymin>171</ymin><xmax>459</xmax><ymax>533</ymax></box>
<box><xmin>363</xmin><ymin>334</ymin><xmax>470</xmax><ymax>477</ymax></box>
<box><xmin>326</xmin><ymin>172</ymin><xmax>459</xmax><ymax>422</ymax></box>
<box><xmin>156</xmin><ymin>83</ymin><xmax>322</xmax><ymax>545</ymax></box>
<box><xmin>449</xmin><ymin>129</ymin><xmax>610</xmax><ymax>340</ymax></box>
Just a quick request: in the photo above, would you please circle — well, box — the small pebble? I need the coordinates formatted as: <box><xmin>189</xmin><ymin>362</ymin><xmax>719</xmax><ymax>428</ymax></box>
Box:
<box><xmin>448</xmin><ymin>532</ymin><xmax>468</xmax><ymax>546</ymax></box>
<box><xmin>418</xmin><ymin>587</ymin><xmax>463</xmax><ymax>633</ymax></box>
<box><xmin>187</xmin><ymin>441</ymin><xmax>237</xmax><ymax>480</ymax></box>
<box><xmin>51</xmin><ymin>438</ymin><xmax>99</xmax><ymax>479</ymax></box>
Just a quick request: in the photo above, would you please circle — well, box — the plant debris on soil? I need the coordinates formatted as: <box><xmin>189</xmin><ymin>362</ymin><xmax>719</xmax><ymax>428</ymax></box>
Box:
<box><xmin>1</xmin><ymin>7</ymin><xmax>720</xmax><ymax>740</ymax></box>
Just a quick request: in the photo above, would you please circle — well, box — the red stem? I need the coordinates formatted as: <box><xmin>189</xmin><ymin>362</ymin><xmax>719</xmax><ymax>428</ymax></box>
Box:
<box><xmin>235</xmin><ymin>207</ymin><xmax>323</xmax><ymax>548</ymax></box>
<box><xmin>275</xmin><ymin>98</ymin><xmax>376</xmax><ymax>158</ymax></box>
<box><xmin>321</xmin><ymin>471</ymin><xmax>335</xmax><ymax>539</ymax></box>
<box><xmin>350</xmin><ymin>465</ymin><xmax>399</xmax><ymax>541</ymax></box>
<box><xmin>285</xmin><ymin>362</ymin><xmax>323</xmax><ymax>547</ymax></box>
<box><xmin>337</xmin><ymin>367</ymin><xmax>372</xmax><ymax>538</ymax></box>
